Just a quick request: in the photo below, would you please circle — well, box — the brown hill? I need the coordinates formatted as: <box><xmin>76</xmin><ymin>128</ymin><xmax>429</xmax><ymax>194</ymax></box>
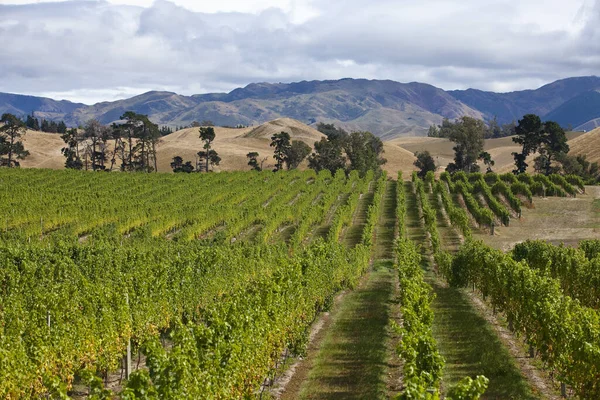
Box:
<box><xmin>567</xmin><ymin>128</ymin><xmax>600</xmax><ymax>164</ymax></box>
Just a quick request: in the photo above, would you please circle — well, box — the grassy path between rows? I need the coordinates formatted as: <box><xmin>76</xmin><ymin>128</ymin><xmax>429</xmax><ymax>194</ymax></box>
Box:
<box><xmin>405</xmin><ymin>182</ymin><xmax>542</xmax><ymax>399</ymax></box>
<box><xmin>284</xmin><ymin>179</ymin><xmax>400</xmax><ymax>399</ymax></box>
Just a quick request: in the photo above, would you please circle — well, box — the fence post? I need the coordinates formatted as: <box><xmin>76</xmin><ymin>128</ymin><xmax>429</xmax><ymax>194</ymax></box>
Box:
<box><xmin>125</xmin><ymin>293</ymin><xmax>131</xmax><ymax>380</ymax></box>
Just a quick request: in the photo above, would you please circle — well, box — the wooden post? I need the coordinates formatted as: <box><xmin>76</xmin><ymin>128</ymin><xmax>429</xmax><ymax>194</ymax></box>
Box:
<box><xmin>529</xmin><ymin>344</ymin><xmax>535</xmax><ymax>358</ymax></box>
<box><xmin>561</xmin><ymin>382</ymin><xmax>567</xmax><ymax>397</ymax></box>
<box><xmin>125</xmin><ymin>293</ymin><xmax>132</xmax><ymax>380</ymax></box>
<box><xmin>47</xmin><ymin>311</ymin><xmax>51</xmax><ymax>328</ymax></box>
<box><xmin>490</xmin><ymin>222</ymin><xmax>495</xmax><ymax>236</ymax></box>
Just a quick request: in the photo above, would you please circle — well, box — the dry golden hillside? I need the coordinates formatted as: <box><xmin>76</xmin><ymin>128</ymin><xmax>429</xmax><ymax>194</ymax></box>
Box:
<box><xmin>13</xmin><ymin>118</ymin><xmax>417</xmax><ymax>175</ymax></box>
<box><xmin>19</xmin><ymin>131</ymin><xmax>65</xmax><ymax>169</ymax></box>
<box><xmin>155</xmin><ymin>119</ymin><xmax>326</xmax><ymax>172</ymax></box>
<box><xmin>567</xmin><ymin>128</ymin><xmax>600</xmax><ymax>163</ymax></box>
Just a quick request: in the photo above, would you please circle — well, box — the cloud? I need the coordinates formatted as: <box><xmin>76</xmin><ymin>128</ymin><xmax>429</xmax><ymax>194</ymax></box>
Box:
<box><xmin>0</xmin><ymin>0</ymin><xmax>597</xmax><ymax>103</ymax></box>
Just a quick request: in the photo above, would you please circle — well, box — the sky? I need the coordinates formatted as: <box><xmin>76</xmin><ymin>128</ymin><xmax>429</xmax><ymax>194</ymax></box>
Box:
<box><xmin>1</xmin><ymin>0</ymin><xmax>599</xmax><ymax>104</ymax></box>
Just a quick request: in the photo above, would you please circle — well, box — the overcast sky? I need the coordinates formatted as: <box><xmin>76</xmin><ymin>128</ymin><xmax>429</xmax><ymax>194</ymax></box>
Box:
<box><xmin>1</xmin><ymin>0</ymin><xmax>599</xmax><ymax>104</ymax></box>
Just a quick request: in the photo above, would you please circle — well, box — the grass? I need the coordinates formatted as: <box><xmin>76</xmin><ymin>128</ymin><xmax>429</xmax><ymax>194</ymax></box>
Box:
<box><xmin>297</xmin><ymin>260</ymin><xmax>395</xmax><ymax>400</ymax></box>
<box><xmin>295</xmin><ymin>180</ymin><xmax>399</xmax><ymax>399</ymax></box>
<box><xmin>342</xmin><ymin>191</ymin><xmax>374</xmax><ymax>248</ymax></box>
<box><xmin>429</xmin><ymin>281</ymin><xmax>540</xmax><ymax>399</ymax></box>
<box><xmin>404</xmin><ymin>182</ymin><xmax>541</xmax><ymax>399</ymax></box>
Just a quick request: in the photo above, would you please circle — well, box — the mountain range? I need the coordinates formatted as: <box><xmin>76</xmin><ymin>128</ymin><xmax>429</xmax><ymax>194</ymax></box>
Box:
<box><xmin>2</xmin><ymin>76</ymin><xmax>600</xmax><ymax>139</ymax></box>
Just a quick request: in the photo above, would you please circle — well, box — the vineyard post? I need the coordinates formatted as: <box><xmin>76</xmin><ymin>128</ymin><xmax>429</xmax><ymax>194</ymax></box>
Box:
<box><xmin>125</xmin><ymin>293</ymin><xmax>132</xmax><ymax>379</ymax></box>
<box><xmin>561</xmin><ymin>382</ymin><xmax>566</xmax><ymax>397</ymax></box>
<box><xmin>490</xmin><ymin>222</ymin><xmax>495</xmax><ymax>236</ymax></box>
<box><xmin>47</xmin><ymin>311</ymin><xmax>51</xmax><ymax>328</ymax></box>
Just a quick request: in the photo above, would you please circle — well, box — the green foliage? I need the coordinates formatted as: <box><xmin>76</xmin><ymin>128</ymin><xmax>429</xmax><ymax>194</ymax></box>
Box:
<box><xmin>445</xmin><ymin>117</ymin><xmax>485</xmax><ymax>173</ymax></box>
<box><xmin>414</xmin><ymin>151</ymin><xmax>437</xmax><ymax>179</ymax></box>
<box><xmin>447</xmin><ymin>241</ymin><xmax>600</xmax><ymax>399</ymax></box>
<box><xmin>270</xmin><ymin>131</ymin><xmax>291</xmax><ymax>171</ymax></box>
<box><xmin>0</xmin><ymin>113</ymin><xmax>29</xmax><ymax>167</ymax></box>
<box><xmin>246</xmin><ymin>151</ymin><xmax>261</xmax><ymax>171</ymax></box>
<box><xmin>170</xmin><ymin>156</ymin><xmax>195</xmax><ymax>173</ymax></box>
<box><xmin>308</xmin><ymin>136</ymin><xmax>346</xmax><ymax>175</ymax></box>
<box><xmin>286</xmin><ymin>140</ymin><xmax>312</xmax><ymax>170</ymax></box>
<box><xmin>512</xmin><ymin>115</ymin><xmax>569</xmax><ymax>175</ymax></box>
<box><xmin>446</xmin><ymin>376</ymin><xmax>489</xmax><ymax>400</ymax></box>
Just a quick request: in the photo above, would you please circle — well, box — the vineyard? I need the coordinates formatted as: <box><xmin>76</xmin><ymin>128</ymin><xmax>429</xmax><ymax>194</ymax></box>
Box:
<box><xmin>0</xmin><ymin>168</ymin><xmax>599</xmax><ymax>399</ymax></box>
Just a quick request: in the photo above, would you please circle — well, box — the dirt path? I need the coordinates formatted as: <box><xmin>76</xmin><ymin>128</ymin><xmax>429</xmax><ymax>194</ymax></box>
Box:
<box><xmin>404</xmin><ymin>182</ymin><xmax>545</xmax><ymax>399</ymax></box>
<box><xmin>278</xmin><ymin>180</ymin><xmax>401</xmax><ymax>399</ymax></box>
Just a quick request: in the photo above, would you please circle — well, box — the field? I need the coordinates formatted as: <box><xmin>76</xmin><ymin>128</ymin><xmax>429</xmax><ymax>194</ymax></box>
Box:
<box><xmin>0</xmin><ymin>168</ymin><xmax>599</xmax><ymax>399</ymax></box>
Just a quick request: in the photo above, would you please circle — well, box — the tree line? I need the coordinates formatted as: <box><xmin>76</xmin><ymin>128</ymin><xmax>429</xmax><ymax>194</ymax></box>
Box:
<box><xmin>171</xmin><ymin>122</ymin><xmax>387</xmax><ymax>178</ymax></box>
<box><xmin>416</xmin><ymin>114</ymin><xmax>599</xmax><ymax>184</ymax></box>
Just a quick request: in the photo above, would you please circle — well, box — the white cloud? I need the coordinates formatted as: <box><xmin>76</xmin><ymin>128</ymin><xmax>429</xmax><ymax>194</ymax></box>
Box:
<box><xmin>0</xmin><ymin>0</ymin><xmax>598</xmax><ymax>103</ymax></box>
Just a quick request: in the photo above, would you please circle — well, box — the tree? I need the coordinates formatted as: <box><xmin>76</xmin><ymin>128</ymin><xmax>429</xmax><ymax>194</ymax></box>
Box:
<box><xmin>446</xmin><ymin>116</ymin><xmax>485</xmax><ymax>173</ymax></box>
<box><xmin>343</xmin><ymin>131</ymin><xmax>386</xmax><ymax>177</ymax></box>
<box><xmin>316</xmin><ymin>122</ymin><xmax>348</xmax><ymax>142</ymax></box>
<box><xmin>57</xmin><ymin>121</ymin><xmax>67</xmax><ymax>134</ymax></box>
<box><xmin>0</xmin><ymin>113</ymin><xmax>29</xmax><ymax>167</ymax></box>
<box><xmin>197</xmin><ymin>150</ymin><xmax>221</xmax><ymax>172</ymax></box>
<box><xmin>557</xmin><ymin>153</ymin><xmax>600</xmax><ymax>184</ymax></box>
<box><xmin>535</xmin><ymin>121</ymin><xmax>569</xmax><ymax>176</ymax></box>
<box><xmin>479</xmin><ymin>151</ymin><xmax>495</xmax><ymax>173</ymax></box>
<box><xmin>170</xmin><ymin>156</ymin><xmax>195</xmax><ymax>173</ymax></box>
<box><xmin>438</xmin><ymin>118</ymin><xmax>458</xmax><ymax>138</ymax></box>
<box><xmin>83</xmin><ymin>119</ymin><xmax>110</xmax><ymax>171</ymax></box>
<box><xmin>117</xmin><ymin>112</ymin><xmax>160</xmax><ymax>172</ymax></box>
<box><xmin>270</xmin><ymin>131</ymin><xmax>291</xmax><ymax>172</ymax></box>
<box><xmin>512</xmin><ymin>115</ymin><xmax>569</xmax><ymax>175</ymax></box>
<box><xmin>487</xmin><ymin>117</ymin><xmax>502</xmax><ymax>139</ymax></box>
<box><xmin>512</xmin><ymin>114</ymin><xmax>542</xmax><ymax>174</ymax></box>
<box><xmin>308</xmin><ymin>137</ymin><xmax>346</xmax><ymax>174</ymax></box>
<box><xmin>199</xmin><ymin>127</ymin><xmax>217</xmax><ymax>173</ymax></box>
<box><xmin>25</xmin><ymin>114</ymin><xmax>39</xmax><ymax>131</ymax></box>
<box><xmin>286</xmin><ymin>141</ymin><xmax>311</xmax><ymax>170</ymax></box>
<box><xmin>61</xmin><ymin>128</ymin><xmax>83</xmax><ymax>169</ymax></box>
<box><xmin>247</xmin><ymin>152</ymin><xmax>261</xmax><ymax>171</ymax></box>
<box><xmin>414</xmin><ymin>151</ymin><xmax>436</xmax><ymax>178</ymax></box>
<box><xmin>427</xmin><ymin>125</ymin><xmax>441</xmax><ymax>138</ymax></box>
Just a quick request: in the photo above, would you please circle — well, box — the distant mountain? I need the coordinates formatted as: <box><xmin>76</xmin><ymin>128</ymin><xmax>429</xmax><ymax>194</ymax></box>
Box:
<box><xmin>543</xmin><ymin>90</ymin><xmax>600</xmax><ymax>129</ymax></box>
<box><xmin>3</xmin><ymin>76</ymin><xmax>600</xmax><ymax>138</ymax></box>
<box><xmin>0</xmin><ymin>92</ymin><xmax>85</xmax><ymax>121</ymax></box>
<box><xmin>449</xmin><ymin>76</ymin><xmax>600</xmax><ymax>124</ymax></box>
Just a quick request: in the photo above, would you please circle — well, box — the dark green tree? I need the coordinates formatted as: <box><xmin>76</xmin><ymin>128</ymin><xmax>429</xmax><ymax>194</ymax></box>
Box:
<box><xmin>0</xmin><ymin>113</ymin><xmax>29</xmax><ymax>167</ymax></box>
<box><xmin>61</xmin><ymin>128</ymin><xmax>83</xmax><ymax>169</ymax></box>
<box><xmin>199</xmin><ymin>127</ymin><xmax>216</xmax><ymax>173</ymax></box>
<box><xmin>427</xmin><ymin>125</ymin><xmax>441</xmax><ymax>138</ymax></box>
<box><xmin>512</xmin><ymin>114</ymin><xmax>543</xmax><ymax>174</ymax></box>
<box><xmin>308</xmin><ymin>137</ymin><xmax>346</xmax><ymax>174</ymax></box>
<box><xmin>270</xmin><ymin>131</ymin><xmax>291</xmax><ymax>172</ymax></box>
<box><xmin>479</xmin><ymin>151</ymin><xmax>495</xmax><ymax>173</ymax></box>
<box><xmin>25</xmin><ymin>114</ymin><xmax>39</xmax><ymax>131</ymax></box>
<box><xmin>57</xmin><ymin>121</ymin><xmax>67</xmax><ymax>134</ymax></box>
<box><xmin>487</xmin><ymin>116</ymin><xmax>502</xmax><ymax>138</ymax></box>
<box><xmin>343</xmin><ymin>131</ymin><xmax>386</xmax><ymax>177</ymax></box>
<box><xmin>535</xmin><ymin>121</ymin><xmax>569</xmax><ymax>175</ymax></box>
<box><xmin>512</xmin><ymin>115</ymin><xmax>569</xmax><ymax>175</ymax></box>
<box><xmin>286</xmin><ymin>141</ymin><xmax>311</xmax><ymax>170</ymax></box>
<box><xmin>414</xmin><ymin>151</ymin><xmax>436</xmax><ymax>178</ymax></box>
<box><xmin>117</xmin><ymin>112</ymin><xmax>160</xmax><ymax>172</ymax></box>
<box><xmin>316</xmin><ymin>122</ymin><xmax>348</xmax><ymax>142</ymax></box>
<box><xmin>446</xmin><ymin>116</ymin><xmax>485</xmax><ymax>173</ymax></box>
<box><xmin>170</xmin><ymin>156</ymin><xmax>195</xmax><ymax>173</ymax></box>
<box><xmin>247</xmin><ymin>152</ymin><xmax>261</xmax><ymax>171</ymax></box>
<box><xmin>197</xmin><ymin>150</ymin><xmax>221</xmax><ymax>172</ymax></box>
